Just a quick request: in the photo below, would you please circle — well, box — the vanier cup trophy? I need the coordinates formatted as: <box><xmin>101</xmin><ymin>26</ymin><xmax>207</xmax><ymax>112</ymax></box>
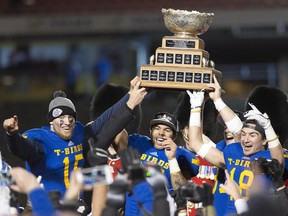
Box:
<box><xmin>139</xmin><ymin>8</ymin><xmax>223</xmax><ymax>90</ymax></box>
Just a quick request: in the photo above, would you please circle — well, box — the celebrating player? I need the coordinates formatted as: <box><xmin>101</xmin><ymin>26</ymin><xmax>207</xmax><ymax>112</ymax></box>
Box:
<box><xmin>2</xmin><ymin>76</ymin><xmax>147</xmax><ymax>199</ymax></box>
<box><xmin>187</xmin><ymin>75</ymin><xmax>284</xmax><ymax>215</ymax></box>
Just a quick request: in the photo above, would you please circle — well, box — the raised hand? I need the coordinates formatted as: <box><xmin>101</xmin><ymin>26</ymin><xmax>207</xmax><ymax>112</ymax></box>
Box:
<box><xmin>219</xmin><ymin>170</ymin><xmax>242</xmax><ymax>201</ymax></box>
<box><xmin>3</xmin><ymin>115</ymin><xmax>19</xmax><ymax>135</ymax></box>
<box><xmin>186</xmin><ymin>90</ymin><xmax>204</xmax><ymax>109</ymax></box>
<box><xmin>163</xmin><ymin>137</ymin><xmax>177</xmax><ymax>160</ymax></box>
<box><xmin>244</xmin><ymin>103</ymin><xmax>271</xmax><ymax>129</ymax></box>
<box><xmin>206</xmin><ymin>75</ymin><xmax>222</xmax><ymax>102</ymax></box>
<box><xmin>127</xmin><ymin>76</ymin><xmax>148</xmax><ymax>110</ymax></box>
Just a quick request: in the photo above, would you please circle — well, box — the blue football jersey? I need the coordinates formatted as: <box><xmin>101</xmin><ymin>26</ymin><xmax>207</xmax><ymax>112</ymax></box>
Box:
<box><xmin>212</xmin><ymin>140</ymin><xmax>229</xmax><ymax>216</ymax></box>
<box><xmin>128</xmin><ymin>133</ymin><xmax>199</xmax><ymax>193</ymax></box>
<box><xmin>222</xmin><ymin>142</ymin><xmax>272</xmax><ymax>215</ymax></box>
<box><xmin>23</xmin><ymin>122</ymin><xmax>85</xmax><ymax>195</ymax></box>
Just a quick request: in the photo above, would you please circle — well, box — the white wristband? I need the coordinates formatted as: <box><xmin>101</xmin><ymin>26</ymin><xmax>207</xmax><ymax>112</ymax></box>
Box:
<box><xmin>196</xmin><ymin>143</ymin><xmax>212</xmax><ymax>159</ymax></box>
<box><xmin>206</xmin><ymin>140</ymin><xmax>216</xmax><ymax>148</ymax></box>
<box><xmin>189</xmin><ymin>108</ymin><xmax>201</xmax><ymax>127</ymax></box>
<box><xmin>234</xmin><ymin>198</ymin><xmax>249</xmax><ymax>214</ymax></box>
<box><xmin>168</xmin><ymin>158</ymin><xmax>181</xmax><ymax>173</ymax></box>
<box><xmin>214</xmin><ymin>98</ymin><xmax>227</xmax><ymax>111</ymax></box>
<box><xmin>225</xmin><ymin>115</ymin><xmax>243</xmax><ymax>134</ymax></box>
<box><xmin>265</xmin><ymin>125</ymin><xmax>280</xmax><ymax>148</ymax></box>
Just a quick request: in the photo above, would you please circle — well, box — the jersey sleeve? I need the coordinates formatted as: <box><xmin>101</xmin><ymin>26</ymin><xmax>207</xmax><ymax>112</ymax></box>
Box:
<box><xmin>176</xmin><ymin>147</ymin><xmax>200</xmax><ymax>177</ymax></box>
<box><xmin>87</xmin><ymin>104</ymin><xmax>134</xmax><ymax>150</ymax></box>
<box><xmin>5</xmin><ymin>129</ymin><xmax>44</xmax><ymax>165</ymax></box>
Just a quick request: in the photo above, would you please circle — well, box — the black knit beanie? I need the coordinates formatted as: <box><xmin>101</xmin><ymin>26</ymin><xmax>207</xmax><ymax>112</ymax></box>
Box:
<box><xmin>48</xmin><ymin>90</ymin><xmax>77</xmax><ymax>122</ymax></box>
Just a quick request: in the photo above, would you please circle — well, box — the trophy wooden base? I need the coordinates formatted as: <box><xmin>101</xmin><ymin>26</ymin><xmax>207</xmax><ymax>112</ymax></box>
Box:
<box><xmin>140</xmin><ymin>64</ymin><xmax>223</xmax><ymax>90</ymax></box>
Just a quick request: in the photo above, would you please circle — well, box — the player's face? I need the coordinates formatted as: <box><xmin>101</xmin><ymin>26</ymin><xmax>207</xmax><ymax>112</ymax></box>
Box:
<box><xmin>224</xmin><ymin>127</ymin><xmax>235</xmax><ymax>144</ymax></box>
<box><xmin>150</xmin><ymin>124</ymin><xmax>174</xmax><ymax>150</ymax></box>
<box><xmin>50</xmin><ymin>114</ymin><xmax>75</xmax><ymax>140</ymax></box>
<box><xmin>240</xmin><ymin>127</ymin><xmax>266</xmax><ymax>156</ymax></box>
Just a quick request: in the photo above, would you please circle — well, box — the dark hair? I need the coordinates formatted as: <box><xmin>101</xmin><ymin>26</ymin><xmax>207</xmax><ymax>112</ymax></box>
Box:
<box><xmin>90</xmin><ymin>83</ymin><xmax>142</xmax><ymax>134</ymax></box>
<box><xmin>242</xmin><ymin>119</ymin><xmax>266</xmax><ymax>139</ymax></box>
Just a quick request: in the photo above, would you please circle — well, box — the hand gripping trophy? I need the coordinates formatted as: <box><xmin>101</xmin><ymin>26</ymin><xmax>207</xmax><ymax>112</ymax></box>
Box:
<box><xmin>140</xmin><ymin>8</ymin><xmax>223</xmax><ymax>91</ymax></box>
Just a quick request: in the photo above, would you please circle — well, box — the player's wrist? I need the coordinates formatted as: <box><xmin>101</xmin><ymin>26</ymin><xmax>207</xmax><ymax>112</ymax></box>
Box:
<box><xmin>196</xmin><ymin>143</ymin><xmax>212</xmax><ymax>159</ymax></box>
<box><xmin>168</xmin><ymin>158</ymin><xmax>181</xmax><ymax>174</ymax></box>
<box><xmin>189</xmin><ymin>108</ymin><xmax>201</xmax><ymax>127</ymax></box>
<box><xmin>213</xmin><ymin>98</ymin><xmax>226</xmax><ymax>111</ymax></box>
<box><xmin>225</xmin><ymin>115</ymin><xmax>243</xmax><ymax>134</ymax></box>
<box><xmin>265</xmin><ymin>126</ymin><xmax>280</xmax><ymax>148</ymax></box>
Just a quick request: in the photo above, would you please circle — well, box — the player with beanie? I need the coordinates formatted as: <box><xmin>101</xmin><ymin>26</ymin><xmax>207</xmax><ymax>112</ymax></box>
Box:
<box><xmin>3</xmin><ymin>76</ymin><xmax>147</xmax><ymax>201</ymax></box>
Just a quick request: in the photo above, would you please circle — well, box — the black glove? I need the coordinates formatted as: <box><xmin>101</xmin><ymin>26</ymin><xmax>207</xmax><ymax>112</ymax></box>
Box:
<box><xmin>101</xmin><ymin>174</ymin><xmax>129</xmax><ymax>216</ymax></box>
<box><xmin>118</xmin><ymin>147</ymin><xmax>146</xmax><ymax>185</ymax></box>
<box><xmin>179</xmin><ymin>181</ymin><xmax>202</xmax><ymax>203</ymax></box>
<box><xmin>269</xmin><ymin>159</ymin><xmax>284</xmax><ymax>189</ymax></box>
<box><xmin>250</xmin><ymin>157</ymin><xmax>273</xmax><ymax>175</ymax></box>
<box><xmin>171</xmin><ymin>189</ymin><xmax>187</xmax><ymax>212</ymax></box>
<box><xmin>86</xmin><ymin>137</ymin><xmax>108</xmax><ymax>166</ymax></box>
<box><xmin>196</xmin><ymin>183</ymin><xmax>214</xmax><ymax>207</ymax></box>
<box><xmin>146</xmin><ymin>165</ymin><xmax>170</xmax><ymax>216</ymax></box>
<box><xmin>9</xmin><ymin>189</ymin><xmax>19</xmax><ymax>212</ymax></box>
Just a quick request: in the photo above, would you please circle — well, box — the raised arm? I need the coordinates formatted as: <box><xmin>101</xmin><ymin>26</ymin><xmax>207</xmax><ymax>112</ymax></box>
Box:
<box><xmin>87</xmin><ymin>77</ymin><xmax>147</xmax><ymax>151</ymax></box>
<box><xmin>3</xmin><ymin>115</ymin><xmax>44</xmax><ymax>165</ymax></box>
<box><xmin>187</xmin><ymin>90</ymin><xmax>225</xmax><ymax>169</ymax></box>
<box><xmin>88</xmin><ymin>76</ymin><xmax>147</xmax><ymax>136</ymax></box>
<box><xmin>207</xmin><ymin>75</ymin><xmax>243</xmax><ymax>142</ymax></box>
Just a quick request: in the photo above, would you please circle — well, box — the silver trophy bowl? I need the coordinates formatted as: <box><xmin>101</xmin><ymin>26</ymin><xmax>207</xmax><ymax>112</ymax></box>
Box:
<box><xmin>161</xmin><ymin>8</ymin><xmax>214</xmax><ymax>38</ymax></box>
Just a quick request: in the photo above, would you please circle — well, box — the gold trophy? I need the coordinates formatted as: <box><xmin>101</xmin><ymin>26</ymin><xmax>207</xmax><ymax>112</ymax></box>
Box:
<box><xmin>140</xmin><ymin>8</ymin><xmax>223</xmax><ymax>90</ymax></box>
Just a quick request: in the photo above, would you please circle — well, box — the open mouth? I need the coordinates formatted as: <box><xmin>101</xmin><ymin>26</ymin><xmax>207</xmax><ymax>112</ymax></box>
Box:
<box><xmin>243</xmin><ymin>145</ymin><xmax>252</xmax><ymax>151</ymax></box>
<box><xmin>156</xmin><ymin>137</ymin><xmax>166</xmax><ymax>146</ymax></box>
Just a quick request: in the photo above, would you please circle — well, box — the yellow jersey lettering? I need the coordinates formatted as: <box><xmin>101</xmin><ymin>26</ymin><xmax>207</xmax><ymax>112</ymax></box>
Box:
<box><xmin>54</xmin><ymin>149</ymin><xmax>61</xmax><ymax>156</ymax></box>
<box><xmin>235</xmin><ymin>159</ymin><xmax>240</xmax><ymax>166</ymax></box>
<box><xmin>158</xmin><ymin>160</ymin><xmax>165</xmax><ymax>166</ymax></box>
<box><xmin>151</xmin><ymin>157</ymin><xmax>158</xmax><ymax>163</ymax></box>
<box><xmin>244</xmin><ymin>161</ymin><xmax>250</xmax><ymax>168</ymax></box>
<box><xmin>163</xmin><ymin>162</ymin><xmax>169</xmax><ymax>169</ymax></box>
<box><xmin>140</xmin><ymin>154</ymin><xmax>147</xmax><ymax>160</ymax></box>
<box><xmin>64</xmin><ymin>148</ymin><xmax>70</xmax><ymax>155</ymax></box>
<box><xmin>227</xmin><ymin>158</ymin><xmax>233</xmax><ymax>165</ymax></box>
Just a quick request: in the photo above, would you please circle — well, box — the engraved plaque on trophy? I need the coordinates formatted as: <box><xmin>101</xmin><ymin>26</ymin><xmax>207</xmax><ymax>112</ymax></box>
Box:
<box><xmin>139</xmin><ymin>8</ymin><xmax>223</xmax><ymax>90</ymax></box>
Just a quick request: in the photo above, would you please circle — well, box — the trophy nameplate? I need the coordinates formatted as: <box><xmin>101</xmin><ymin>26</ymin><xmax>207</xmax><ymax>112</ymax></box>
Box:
<box><xmin>162</xmin><ymin>36</ymin><xmax>205</xmax><ymax>50</ymax></box>
<box><xmin>140</xmin><ymin>65</ymin><xmax>222</xmax><ymax>90</ymax></box>
<box><xmin>155</xmin><ymin>48</ymin><xmax>209</xmax><ymax>68</ymax></box>
<box><xmin>139</xmin><ymin>8</ymin><xmax>223</xmax><ymax>90</ymax></box>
